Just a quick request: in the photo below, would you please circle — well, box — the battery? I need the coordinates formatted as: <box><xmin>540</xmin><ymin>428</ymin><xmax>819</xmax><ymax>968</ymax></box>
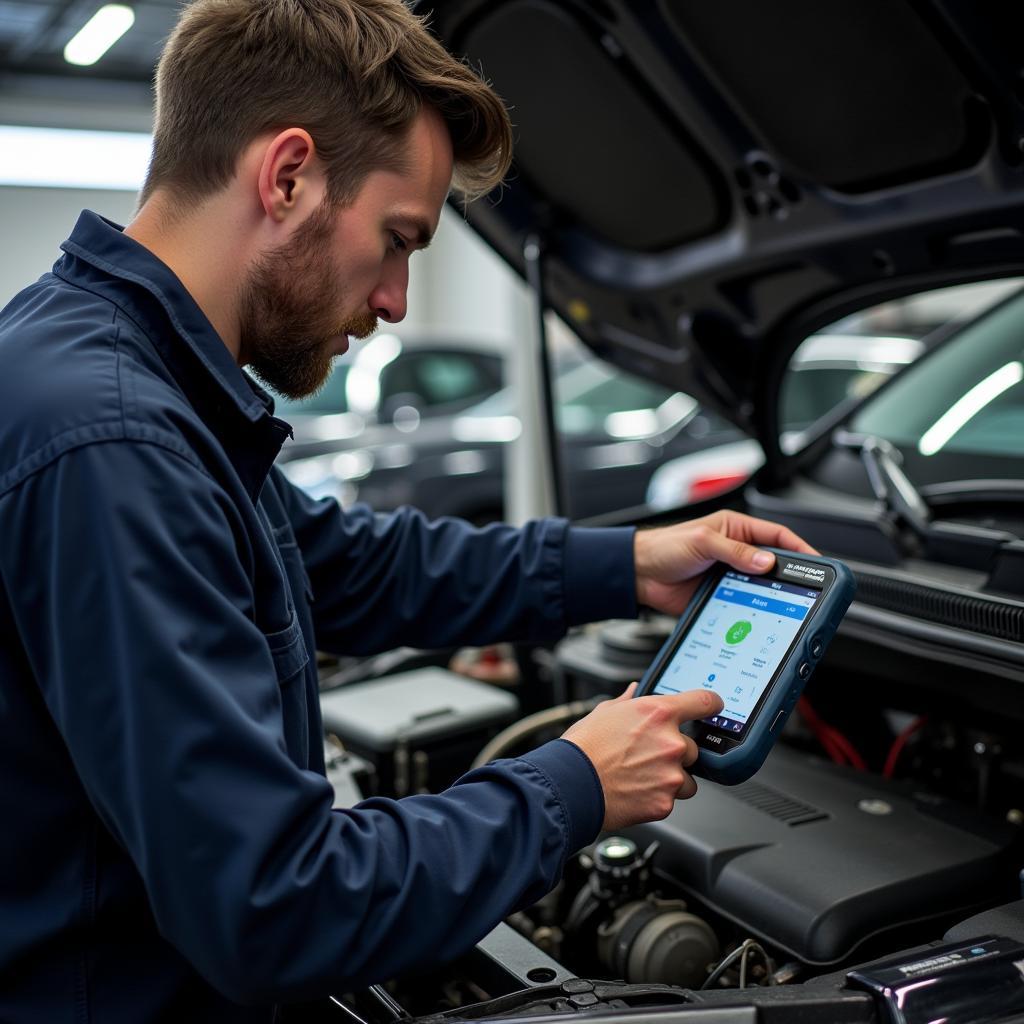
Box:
<box><xmin>319</xmin><ymin>667</ymin><xmax>520</xmax><ymax>797</ymax></box>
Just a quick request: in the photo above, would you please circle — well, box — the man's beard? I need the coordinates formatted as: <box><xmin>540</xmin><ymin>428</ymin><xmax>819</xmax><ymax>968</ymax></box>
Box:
<box><xmin>239</xmin><ymin>200</ymin><xmax>378</xmax><ymax>400</ymax></box>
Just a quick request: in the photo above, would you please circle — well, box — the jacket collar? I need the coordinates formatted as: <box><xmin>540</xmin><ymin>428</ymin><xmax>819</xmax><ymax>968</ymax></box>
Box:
<box><xmin>59</xmin><ymin>210</ymin><xmax>272</xmax><ymax>425</ymax></box>
<box><xmin>57</xmin><ymin>211</ymin><xmax>292</xmax><ymax>501</ymax></box>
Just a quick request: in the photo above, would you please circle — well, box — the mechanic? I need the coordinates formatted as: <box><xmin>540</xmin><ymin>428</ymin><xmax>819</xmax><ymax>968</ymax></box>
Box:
<box><xmin>0</xmin><ymin>1</ymin><xmax>814</xmax><ymax>1020</ymax></box>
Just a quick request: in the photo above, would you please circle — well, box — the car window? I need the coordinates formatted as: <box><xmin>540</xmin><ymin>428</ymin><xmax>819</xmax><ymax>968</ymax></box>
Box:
<box><xmin>415</xmin><ymin>353</ymin><xmax>500</xmax><ymax>406</ymax></box>
<box><xmin>378</xmin><ymin>356</ymin><xmax>420</xmax><ymax>404</ymax></box>
<box><xmin>779</xmin><ymin>279</ymin><xmax>1023</xmax><ymax>453</ymax></box>
<box><xmin>379</xmin><ymin>351</ymin><xmax>501</xmax><ymax>412</ymax></box>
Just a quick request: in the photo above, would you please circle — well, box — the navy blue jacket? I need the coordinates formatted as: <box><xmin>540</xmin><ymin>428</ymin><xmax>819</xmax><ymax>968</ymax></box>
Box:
<box><xmin>0</xmin><ymin>212</ymin><xmax>639</xmax><ymax>1022</ymax></box>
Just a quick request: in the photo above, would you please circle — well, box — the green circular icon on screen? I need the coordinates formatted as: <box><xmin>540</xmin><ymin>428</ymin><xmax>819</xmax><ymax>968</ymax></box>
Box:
<box><xmin>725</xmin><ymin>620</ymin><xmax>753</xmax><ymax>645</ymax></box>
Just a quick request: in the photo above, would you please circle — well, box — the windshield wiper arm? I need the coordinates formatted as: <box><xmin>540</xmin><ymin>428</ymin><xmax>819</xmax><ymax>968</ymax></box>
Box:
<box><xmin>859</xmin><ymin>435</ymin><xmax>931</xmax><ymax>545</ymax></box>
<box><xmin>833</xmin><ymin>430</ymin><xmax>932</xmax><ymax>552</ymax></box>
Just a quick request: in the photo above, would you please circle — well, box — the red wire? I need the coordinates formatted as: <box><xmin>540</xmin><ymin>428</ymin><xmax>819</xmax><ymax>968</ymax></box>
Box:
<box><xmin>797</xmin><ymin>697</ymin><xmax>829</xmax><ymax>747</ymax></box>
<box><xmin>883</xmin><ymin>716</ymin><xmax>927</xmax><ymax>779</ymax></box>
<box><xmin>819</xmin><ymin>731</ymin><xmax>849</xmax><ymax>766</ymax></box>
<box><xmin>825</xmin><ymin>727</ymin><xmax>868</xmax><ymax>771</ymax></box>
<box><xmin>798</xmin><ymin>697</ymin><xmax>867</xmax><ymax>771</ymax></box>
<box><xmin>798</xmin><ymin>697</ymin><xmax>844</xmax><ymax>765</ymax></box>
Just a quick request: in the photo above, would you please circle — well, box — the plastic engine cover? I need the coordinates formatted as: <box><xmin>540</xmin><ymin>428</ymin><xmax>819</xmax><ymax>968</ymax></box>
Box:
<box><xmin>628</xmin><ymin>745</ymin><xmax>1018</xmax><ymax>965</ymax></box>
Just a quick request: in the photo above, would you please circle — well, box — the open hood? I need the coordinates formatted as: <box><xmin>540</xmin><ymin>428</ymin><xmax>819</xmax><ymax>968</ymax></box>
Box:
<box><xmin>424</xmin><ymin>1</ymin><xmax>1024</xmax><ymax>462</ymax></box>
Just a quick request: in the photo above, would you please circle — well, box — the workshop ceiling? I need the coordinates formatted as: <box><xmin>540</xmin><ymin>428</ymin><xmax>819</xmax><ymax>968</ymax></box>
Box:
<box><xmin>0</xmin><ymin>0</ymin><xmax>176</xmax><ymax>116</ymax></box>
<box><xmin>0</xmin><ymin>0</ymin><xmax>175</xmax><ymax>82</ymax></box>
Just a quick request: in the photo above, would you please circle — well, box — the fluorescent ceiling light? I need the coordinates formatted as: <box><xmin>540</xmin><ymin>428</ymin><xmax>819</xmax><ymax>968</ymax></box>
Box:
<box><xmin>64</xmin><ymin>4</ymin><xmax>135</xmax><ymax>67</ymax></box>
<box><xmin>0</xmin><ymin>125</ymin><xmax>151</xmax><ymax>190</ymax></box>
<box><xmin>918</xmin><ymin>360</ymin><xmax>1023</xmax><ymax>456</ymax></box>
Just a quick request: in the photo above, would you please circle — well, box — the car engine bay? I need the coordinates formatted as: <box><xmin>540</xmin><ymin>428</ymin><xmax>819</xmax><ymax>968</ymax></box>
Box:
<box><xmin>316</xmin><ymin>556</ymin><xmax>1024</xmax><ymax>1024</ymax></box>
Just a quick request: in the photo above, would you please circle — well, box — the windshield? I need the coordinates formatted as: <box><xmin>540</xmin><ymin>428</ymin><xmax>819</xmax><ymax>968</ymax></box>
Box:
<box><xmin>850</xmin><ymin>285</ymin><xmax>1024</xmax><ymax>476</ymax></box>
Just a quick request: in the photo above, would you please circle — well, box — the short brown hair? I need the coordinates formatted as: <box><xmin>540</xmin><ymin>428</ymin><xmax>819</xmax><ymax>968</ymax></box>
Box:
<box><xmin>141</xmin><ymin>0</ymin><xmax>512</xmax><ymax>207</ymax></box>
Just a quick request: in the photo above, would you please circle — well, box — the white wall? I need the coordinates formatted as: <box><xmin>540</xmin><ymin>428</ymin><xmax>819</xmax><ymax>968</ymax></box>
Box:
<box><xmin>0</xmin><ymin>185</ymin><xmax>527</xmax><ymax>351</ymax></box>
<box><xmin>0</xmin><ymin>186</ymin><xmax>140</xmax><ymax>300</ymax></box>
<box><xmin>415</xmin><ymin>207</ymin><xmax>529</xmax><ymax>348</ymax></box>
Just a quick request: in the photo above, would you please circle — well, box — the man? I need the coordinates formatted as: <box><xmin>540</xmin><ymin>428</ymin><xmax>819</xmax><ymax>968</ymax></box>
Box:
<box><xmin>0</xmin><ymin>1</ymin><xmax>813</xmax><ymax>1020</ymax></box>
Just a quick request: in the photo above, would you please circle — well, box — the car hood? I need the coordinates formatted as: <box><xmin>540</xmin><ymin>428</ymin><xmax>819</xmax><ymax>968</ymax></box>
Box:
<box><xmin>425</xmin><ymin>1</ymin><xmax>1024</xmax><ymax>465</ymax></box>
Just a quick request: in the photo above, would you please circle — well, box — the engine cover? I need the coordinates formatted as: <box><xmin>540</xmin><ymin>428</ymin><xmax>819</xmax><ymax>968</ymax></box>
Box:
<box><xmin>628</xmin><ymin>745</ymin><xmax>1019</xmax><ymax>965</ymax></box>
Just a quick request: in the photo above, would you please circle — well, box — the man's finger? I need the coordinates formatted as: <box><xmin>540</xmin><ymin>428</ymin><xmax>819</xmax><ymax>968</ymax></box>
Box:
<box><xmin>613</xmin><ymin>681</ymin><xmax>639</xmax><ymax>702</ymax></box>
<box><xmin>645</xmin><ymin>688</ymin><xmax>724</xmax><ymax>724</ymax></box>
<box><xmin>680</xmin><ymin>734</ymin><xmax>700</xmax><ymax>768</ymax></box>
<box><xmin>697</xmin><ymin>529</ymin><xmax>778</xmax><ymax>575</ymax></box>
<box><xmin>676</xmin><ymin>771</ymin><xmax>698</xmax><ymax>800</ymax></box>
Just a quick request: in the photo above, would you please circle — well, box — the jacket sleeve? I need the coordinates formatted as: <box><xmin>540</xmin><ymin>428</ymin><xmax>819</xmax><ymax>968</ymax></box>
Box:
<box><xmin>5</xmin><ymin>440</ymin><xmax>604</xmax><ymax>1004</ymax></box>
<box><xmin>273</xmin><ymin>468</ymin><xmax>639</xmax><ymax>655</ymax></box>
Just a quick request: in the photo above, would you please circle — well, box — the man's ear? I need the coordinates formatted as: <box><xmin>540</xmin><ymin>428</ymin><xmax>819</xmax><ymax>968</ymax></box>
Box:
<box><xmin>256</xmin><ymin>128</ymin><xmax>326</xmax><ymax>223</ymax></box>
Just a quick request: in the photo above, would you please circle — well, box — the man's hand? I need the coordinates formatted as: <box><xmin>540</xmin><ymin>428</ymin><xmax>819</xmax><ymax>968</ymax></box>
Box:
<box><xmin>562</xmin><ymin>684</ymin><xmax>725</xmax><ymax>830</ymax></box>
<box><xmin>634</xmin><ymin>509</ymin><xmax>817</xmax><ymax>615</ymax></box>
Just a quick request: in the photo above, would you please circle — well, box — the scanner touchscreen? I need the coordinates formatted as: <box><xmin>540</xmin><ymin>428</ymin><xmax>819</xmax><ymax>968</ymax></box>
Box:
<box><xmin>649</xmin><ymin>570</ymin><xmax>820</xmax><ymax>737</ymax></box>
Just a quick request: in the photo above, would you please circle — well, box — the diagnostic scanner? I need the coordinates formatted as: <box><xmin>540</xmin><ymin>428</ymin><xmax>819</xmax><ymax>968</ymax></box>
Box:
<box><xmin>635</xmin><ymin>549</ymin><xmax>856</xmax><ymax>785</ymax></box>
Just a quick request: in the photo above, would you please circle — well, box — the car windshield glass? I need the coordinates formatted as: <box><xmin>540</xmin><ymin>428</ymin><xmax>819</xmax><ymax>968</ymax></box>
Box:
<box><xmin>779</xmin><ymin>278</ymin><xmax>1023</xmax><ymax>459</ymax></box>
<box><xmin>850</xmin><ymin>284</ymin><xmax>1024</xmax><ymax>473</ymax></box>
<box><xmin>780</xmin><ymin>333</ymin><xmax>925</xmax><ymax>444</ymax></box>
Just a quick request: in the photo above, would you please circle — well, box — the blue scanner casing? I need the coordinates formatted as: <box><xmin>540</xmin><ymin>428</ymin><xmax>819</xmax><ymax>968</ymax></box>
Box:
<box><xmin>634</xmin><ymin>549</ymin><xmax>856</xmax><ymax>786</ymax></box>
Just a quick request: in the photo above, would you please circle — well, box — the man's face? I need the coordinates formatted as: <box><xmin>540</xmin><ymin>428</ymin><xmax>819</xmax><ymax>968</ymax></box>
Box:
<box><xmin>241</xmin><ymin>106</ymin><xmax>453</xmax><ymax>400</ymax></box>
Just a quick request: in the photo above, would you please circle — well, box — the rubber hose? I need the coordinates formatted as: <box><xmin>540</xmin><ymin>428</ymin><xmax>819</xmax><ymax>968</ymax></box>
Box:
<box><xmin>471</xmin><ymin>696</ymin><xmax>605</xmax><ymax>769</ymax></box>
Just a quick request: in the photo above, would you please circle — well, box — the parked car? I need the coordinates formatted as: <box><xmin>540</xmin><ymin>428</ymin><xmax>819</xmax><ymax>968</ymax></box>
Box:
<box><xmin>322</xmin><ymin>3</ymin><xmax>1024</xmax><ymax>1021</ymax></box>
<box><xmin>280</xmin><ymin>358</ymin><xmax>741</xmax><ymax>521</ymax></box>
<box><xmin>274</xmin><ymin>333</ymin><xmax>504</xmax><ymax>461</ymax></box>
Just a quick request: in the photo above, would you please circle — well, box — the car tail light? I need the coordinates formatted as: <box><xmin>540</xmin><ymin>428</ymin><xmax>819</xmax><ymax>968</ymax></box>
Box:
<box><xmin>687</xmin><ymin>472</ymin><xmax>750</xmax><ymax>503</ymax></box>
